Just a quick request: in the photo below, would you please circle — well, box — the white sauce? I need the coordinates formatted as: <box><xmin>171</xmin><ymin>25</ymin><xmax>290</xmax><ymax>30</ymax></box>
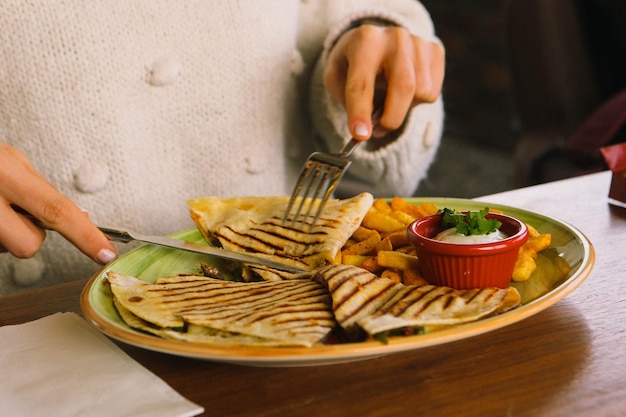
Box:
<box><xmin>434</xmin><ymin>228</ymin><xmax>508</xmax><ymax>244</ymax></box>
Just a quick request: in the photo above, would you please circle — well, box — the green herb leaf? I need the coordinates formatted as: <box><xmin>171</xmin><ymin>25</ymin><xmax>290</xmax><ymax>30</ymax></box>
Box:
<box><xmin>373</xmin><ymin>332</ymin><xmax>389</xmax><ymax>344</ymax></box>
<box><xmin>439</xmin><ymin>207</ymin><xmax>502</xmax><ymax>236</ymax></box>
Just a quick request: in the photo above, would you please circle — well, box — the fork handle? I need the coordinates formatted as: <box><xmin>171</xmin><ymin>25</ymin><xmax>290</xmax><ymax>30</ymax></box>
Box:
<box><xmin>339</xmin><ymin>138</ymin><xmax>361</xmax><ymax>157</ymax></box>
<box><xmin>339</xmin><ymin>105</ymin><xmax>384</xmax><ymax>157</ymax></box>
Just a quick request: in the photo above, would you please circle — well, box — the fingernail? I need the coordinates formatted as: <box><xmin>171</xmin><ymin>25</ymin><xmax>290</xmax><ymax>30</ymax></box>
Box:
<box><xmin>96</xmin><ymin>248</ymin><xmax>117</xmax><ymax>264</ymax></box>
<box><xmin>354</xmin><ymin>122</ymin><xmax>369</xmax><ymax>138</ymax></box>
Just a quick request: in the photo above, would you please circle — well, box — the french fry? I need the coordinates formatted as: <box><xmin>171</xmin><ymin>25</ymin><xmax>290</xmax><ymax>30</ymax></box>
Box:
<box><xmin>342</xmin><ymin>254</ymin><xmax>374</xmax><ymax>266</ymax></box>
<box><xmin>381</xmin><ymin>269</ymin><xmax>402</xmax><ymax>283</ymax></box>
<box><xmin>390</xmin><ymin>197</ymin><xmax>438</xmax><ymax>219</ymax></box>
<box><xmin>512</xmin><ymin>252</ymin><xmax>537</xmax><ymax>282</ymax></box>
<box><xmin>372</xmin><ymin>198</ymin><xmax>393</xmax><ymax>213</ymax></box>
<box><xmin>395</xmin><ymin>245</ymin><xmax>416</xmax><ymax>255</ymax></box>
<box><xmin>390</xmin><ymin>197</ymin><xmax>418</xmax><ymax>216</ymax></box>
<box><xmin>351</xmin><ymin>226</ymin><xmax>379</xmax><ymax>242</ymax></box>
<box><xmin>402</xmin><ymin>268</ymin><xmax>429</xmax><ymax>286</ymax></box>
<box><xmin>418</xmin><ymin>202</ymin><xmax>439</xmax><ymax>217</ymax></box>
<box><xmin>342</xmin><ymin>238</ymin><xmax>358</xmax><ymax>248</ymax></box>
<box><xmin>362</xmin><ymin>210</ymin><xmax>405</xmax><ymax>233</ymax></box>
<box><xmin>341</xmin><ymin>233</ymin><xmax>381</xmax><ymax>256</ymax></box>
<box><xmin>377</xmin><ymin>251</ymin><xmax>420</xmax><ymax>270</ymax></box>
<box><xmin>527</xmin><ymin>223</ymin><xmax>542</xmax><ymax>239</ymax></box>
<box><xmin>359</xmin><ymin>257</ymin><xmax>384</xmax><ymax>273</ymax></box>
<box><xmin>384</xmin><ymin>230</ymin><xmax>410</xmax><ymax>248</ymax></box>
<box><xmin>524</xmin><ymin>233</ymin><xmax>551</xmax><ymax>253</ymax></box>
<box><xmin>375</xmin><ymin>237</ymin><xmax>393</xmax><ymax>253</ymax></box>
<box><xmin>391</xmin><ymin>210</ymin><xmax>416</xmax><ymax>226</ymax></box>
<box><xmin>511</xmin><ymin>225</ymin><xmax>552</xmax><ymax>281</ymax></box>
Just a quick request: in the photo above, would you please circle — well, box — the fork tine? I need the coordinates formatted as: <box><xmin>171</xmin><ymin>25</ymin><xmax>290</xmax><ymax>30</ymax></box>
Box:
<box><xmin>290</xmin><ymin>169</ymin><xmax>317</xmax><ymax>225</ymax></box>
<box><xmin>291</xmin><ymin>163</ymin><xmax>329</xmax><ymax>227</ymax></box>
<box><xmin>282</xmin><ymin>164</ymin><xmax>312</xmax><ymax>224</ymax></box>
<box><xmin>307</xmin><ymin>165</ymin><xmax>344</xmax><ymax>231</ymax></box>
<box><xmin>284</xmin><ymin>105</ymin><xmax>384</xmax><ymax>230</ymax></box>
<box><xmin>300</xmin><ymin>165</ymin><xmax>334</xmax><ymax>227</ymax></box>
<box><xmin>284</xmin><ymin>155</ymin><xmax>352</xmax><ymax>230</ymax></box>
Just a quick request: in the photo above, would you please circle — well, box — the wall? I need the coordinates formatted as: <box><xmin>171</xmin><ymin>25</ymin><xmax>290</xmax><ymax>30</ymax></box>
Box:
<box><xmin>421</xmin><ymin>0</ymin><xmax>517</xmax><ymax>150</ymax></box>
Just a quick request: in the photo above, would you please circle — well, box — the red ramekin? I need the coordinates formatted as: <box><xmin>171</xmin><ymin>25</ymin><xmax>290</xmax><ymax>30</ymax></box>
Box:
<box><xmin>406</xmin><ymin>212</ymin><xmax>529</xmax><ymax>289</ymax></box>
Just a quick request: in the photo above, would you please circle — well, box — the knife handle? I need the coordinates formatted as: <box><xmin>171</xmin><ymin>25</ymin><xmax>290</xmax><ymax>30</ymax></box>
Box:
<box><xmin>96</xmin><ymin>227</ymin><xmax>135</xmax><ymax>243</ymax></box>
<box><xmin>12</xmin><ymin>205</ymin><xmax>134</xmax><ymax>244</ymax></box>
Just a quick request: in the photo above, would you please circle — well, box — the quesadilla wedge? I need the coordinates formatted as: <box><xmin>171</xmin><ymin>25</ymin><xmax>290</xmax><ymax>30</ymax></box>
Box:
<box><xmin>313</xmin><ymin>264</ymin><xmax>521</xmax><ymax>336</ymax></box>
<box><xmin>107</xmin><ymin>271</ymin><xmax>336</xmax><ymax>347</ymax></box>
<box><xmin>113</xmin><ymin>297</ymin><xmax>293</xmax><ymax>346</ymax></box>
<box><xmin>187</xmin><ymin>193</ymin><xmax>374</xmax><ymax>275</ymax></box>
<box><xmin>107</xmin><ymin>264</ymin><xmax>521</xmax><ymax>348</ymax></box>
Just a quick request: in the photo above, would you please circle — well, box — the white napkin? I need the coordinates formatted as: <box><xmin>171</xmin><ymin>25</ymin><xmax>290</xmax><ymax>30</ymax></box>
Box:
<box><xmin>0</xmin><ymin>312</ymin><xmax>204</xmax><ymax>417</ymax></box>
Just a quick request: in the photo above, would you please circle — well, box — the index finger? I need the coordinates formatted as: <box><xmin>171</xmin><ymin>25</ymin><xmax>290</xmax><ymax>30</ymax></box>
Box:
<box><xmin>3</xmin><ymin>161</ymin><xmax>117</xmax><ymax>264</ymax></box>
<box><xmin>342</xmin><ymin>38</ymin><xmax>385</xmax><ymax>140</ymax></box>
<box><xmin>24</xmin><ymin>196</ymin><xmax>117</xmax><ymax>265</ymax></box>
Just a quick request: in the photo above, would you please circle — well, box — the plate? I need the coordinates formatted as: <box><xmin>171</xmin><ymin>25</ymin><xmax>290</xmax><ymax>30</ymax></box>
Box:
<box><xmin>81</xmin><ymin>198</ymin><xmax>595</xmax><ymax>366</ymax></box>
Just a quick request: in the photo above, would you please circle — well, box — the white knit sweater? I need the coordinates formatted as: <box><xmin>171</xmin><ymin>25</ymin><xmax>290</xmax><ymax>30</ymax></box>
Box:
<box><xmin>0</xmin><ymin>0</ymin><xmax>443</xmax><ymax>294</ymax></box>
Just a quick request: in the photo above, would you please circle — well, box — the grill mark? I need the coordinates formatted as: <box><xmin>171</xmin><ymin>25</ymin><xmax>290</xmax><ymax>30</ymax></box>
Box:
<box><xmin>377</xmin><ymin>286</ymin><xmax>427</xmax><ymax>316</ymax></box>
<box><xmin>465</xmin><ymin>288</ymin><xmax>483</xmax><ymax>304</ymax></box>
<box><xmin>158</xmin><ymin>283</ymin><xmax>276</xmax><ymax>305</ymax></box>
<box><xmin>220</xmin><ymin>225</ymin><xmax>286</xmax><ymax>252</ymax></box>
<box><xmin>142</xmin><ymin>278</ymin><xmax>322</xmax><ymax>313</ymax></box>
<box><xmin>324</xmin><ymin>264</ymin><xmax>368</xmax><ymax>291</ymax></box>
<box><xmin>178</xmin><ymin>289</ymin><xmax>330</xmax><ymax>321</ymax></box>
<box><xmin>184</xmin><ymin>305</ymin><xmax>333</xmax><ymax>327</ymax></box>
<box><xmin>225</xmin><ymin>307</ymin><xmax>334</xmax><ymax>327</ymax></box>
<box><xmin>214</xmin><ymin>230</ymin><xmax>314</xmax><ymax>267</ymax></box>
<box><xmin>326</xmin><ymin>269</ymin><xmax>368</xmax><ymax>308</ymax></box>
<box><xmin>250</xmin><ymin>222</ymin><xmax>328</xmax><ymax>243</ymax></box>
<box><xmin>180</xmin><ymin>299</ymin><xmax>335</xmax><ymax>338</ymax></box>
<box><xmin>150</xmin><ymin>281</ymin><xmax>323</xmax><ymax>309</ymax></box>
<box><xmin>374</xmin><ymin>286</ymin><xmax>453</xmax><ymax>318</ymax></box>
<box><xmin>411</xmin><ymin>287</ymin><xmax>454</xmax><ymax>316</ymax></box>
<box><xmin>170</xmin><ymin>282</ymin><xmax>325</xmax><ymax>313</ymax></box>
<box><xmin>480</xmin><ymin>289</ymin><xmax>497</xmax><ymax>304</ymax></box>
<box><xmin>320</xmin><ymin>265</ymin><xmax>399</xmax><ymax>326</ymax></box>
<box><xmin>269</xmin><ymin>214</ymin><xmax>341</xmax><ymax>234</ymax></box>
<box><xmin>336</xmin><ymin>292</ymin><xmax>387</xmax><ymax>326</ymax></box>
<box><xmin>219</xmin><ymin>221</ymin><xmax>328</xmax><ymax>251</ymax></box>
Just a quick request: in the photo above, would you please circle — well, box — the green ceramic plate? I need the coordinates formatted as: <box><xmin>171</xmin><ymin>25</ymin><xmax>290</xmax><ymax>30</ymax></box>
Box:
<box><xmin>81</xmin><ymin>198</ymin><xmax>595</xmax><ymax>366</ymax></box>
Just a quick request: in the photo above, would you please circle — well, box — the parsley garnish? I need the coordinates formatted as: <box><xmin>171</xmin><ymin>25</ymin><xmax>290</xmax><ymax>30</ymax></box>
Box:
<box><xmin>439</xmin><ymin>207</ymin><xmax>502</xmax><ymax>236</ymax></box>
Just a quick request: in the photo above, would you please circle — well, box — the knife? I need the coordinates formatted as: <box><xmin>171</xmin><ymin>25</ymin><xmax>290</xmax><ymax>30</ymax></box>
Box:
<box><xmin>99</xmin><ymin>226</ymin><xmax>306</xmax><ymax>273</ymax></box>
<box><xmin>13</xmin><ymin>206</ymin><xmax>306</xmax><ymax>273</ymax></box>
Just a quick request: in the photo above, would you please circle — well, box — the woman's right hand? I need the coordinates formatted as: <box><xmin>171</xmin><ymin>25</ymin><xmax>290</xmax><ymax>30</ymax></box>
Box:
<box><xmin>0</xmin><ymin>142</ymin><xmax>117</xmax><ymax>264</ymax></box>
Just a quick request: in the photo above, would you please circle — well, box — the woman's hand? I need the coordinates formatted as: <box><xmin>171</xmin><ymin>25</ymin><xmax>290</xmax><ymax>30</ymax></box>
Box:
<box><xmin>324</xmin><ymin>24</ymin><xmax>445</xmax><ymax>140</ymax></box>
<box><xmin>0</xmin><ymin>142</ymin><xmax>117</xmax><ymax>264</ymax></box>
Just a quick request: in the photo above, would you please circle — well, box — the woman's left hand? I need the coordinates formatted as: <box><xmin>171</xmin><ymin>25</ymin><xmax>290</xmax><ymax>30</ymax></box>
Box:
<box><xmin>324</xmin><ymin>24</ymin><xmax>445</xmax><ymax>140</ymax></box>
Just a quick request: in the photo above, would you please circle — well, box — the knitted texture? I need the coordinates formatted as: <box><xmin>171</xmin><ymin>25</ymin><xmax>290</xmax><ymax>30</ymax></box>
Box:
<box><xmin>0</xmin><ymin>0</ymin><xmax>441</xmax><ymax>294</ymax></box>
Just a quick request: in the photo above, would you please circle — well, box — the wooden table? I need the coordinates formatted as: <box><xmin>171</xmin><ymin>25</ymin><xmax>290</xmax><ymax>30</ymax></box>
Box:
<box><xmin>2</xmin><ymin>171</ymin><xmax>625</xmax><ymax>417</ymax></box>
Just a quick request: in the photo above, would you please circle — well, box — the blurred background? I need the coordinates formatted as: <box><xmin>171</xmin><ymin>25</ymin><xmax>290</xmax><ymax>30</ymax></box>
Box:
<box><xmin>415</xmin><ymin>0</ymin><xmax>517</xmax><ymax>199</ymax></box>
<box><xmin>413</xmin><ymin>0</ymin><xmax>626</xmax><ymax>199</ymax></box>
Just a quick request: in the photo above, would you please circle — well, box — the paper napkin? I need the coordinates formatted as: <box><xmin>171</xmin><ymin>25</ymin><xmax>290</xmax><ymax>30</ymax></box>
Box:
<box><xmin>0</xmin><ymin>312</ymin><xmax>204</xmax><ymax>417</ymax></box>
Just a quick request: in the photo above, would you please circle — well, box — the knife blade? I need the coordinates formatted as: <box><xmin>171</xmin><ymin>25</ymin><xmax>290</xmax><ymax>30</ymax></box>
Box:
<box><xmin>12</xmin><ymin>205</ymin><xmax>306</xmax><ymax>273</ymax></box>
<box><xmin>99</xmin><ymin>226</ymin><xmax>307</xmax><ymax>273</ymax></box>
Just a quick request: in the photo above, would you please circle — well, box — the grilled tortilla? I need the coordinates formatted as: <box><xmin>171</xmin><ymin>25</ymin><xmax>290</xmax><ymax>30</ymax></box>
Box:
<box><xmin>187</xmin><ymin>193</ymin><xmax>374</xmax><ymax>275</ymax></box>
<box><xmin>313</xmin><ymin>264</ymin><xmax>521</xmax><ymax>335</ymax></box>
<box><xmin>107</xmin><ymin>271</ymin><xmax>336</xmax><ymax>347</ymax></box>
<box><xmin>108</xmin><ymin>265</ymin><xmax>520</xmax><ymax>347</ymax></box>
<box><xmin>113</xmin><ymin>297</ymin><xmax>293</xmax><ymax>347</ymax></box>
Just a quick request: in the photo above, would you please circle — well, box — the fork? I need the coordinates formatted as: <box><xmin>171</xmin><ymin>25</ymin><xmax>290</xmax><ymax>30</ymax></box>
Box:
<box><xmin>283</xmin><ymin>106</ymin><xmax>383</xmax><ymax>231</ymax></box>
